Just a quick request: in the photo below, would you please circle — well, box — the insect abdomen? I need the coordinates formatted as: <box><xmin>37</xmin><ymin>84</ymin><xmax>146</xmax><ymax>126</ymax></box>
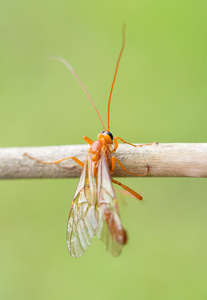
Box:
<box><xmin>101</xmin><ymin>203</ymin><xmax>127</xmax><ymax>245</ymax></box>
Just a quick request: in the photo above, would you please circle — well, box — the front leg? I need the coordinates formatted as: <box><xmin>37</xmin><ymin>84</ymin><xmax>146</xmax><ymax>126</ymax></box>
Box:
<box><xmin>113</xmin><ymin>136</ymin><xmax>157</xmax><ymax>151</ymax></box>
<box><xmin>83</xmin><ymin>136</ymin><xmax>93</xmax><ymax>145</ymax></box>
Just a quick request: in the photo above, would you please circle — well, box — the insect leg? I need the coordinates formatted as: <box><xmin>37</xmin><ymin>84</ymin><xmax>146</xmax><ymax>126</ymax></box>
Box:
<box><xmin>83</xmin><ymin>136</ymin><xmax>94</xmax><ymax>145</ymax></box>
<box><xmin>111</xmin><ymin>156</ymin><xmax>149</xmax><ymax>177</ymax></box>
<box><xmin>112</xmin><ymin>178</ymin><xmax>142</xmax><ymax>200</ymax></box>
<box><xmin>24</xmin><ymin>153</ymin><xmax>84</xmax><ymax>167</ymax></box>
<box><xmin>113</xmin><ymin>136</ymin><xmax>157</xmax><ymax>151</ymax></box>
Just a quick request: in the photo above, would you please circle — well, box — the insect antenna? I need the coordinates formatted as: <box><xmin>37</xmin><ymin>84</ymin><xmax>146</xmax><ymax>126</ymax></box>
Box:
<box><xmin>107</xmin><ymin>25</ymin><xmax>126</xmax><ymax>132</ymax></box>
<box><xmin>48</xmin><ymin>56</ymin><xmax>106</xmax><ymax>130</ymax></box>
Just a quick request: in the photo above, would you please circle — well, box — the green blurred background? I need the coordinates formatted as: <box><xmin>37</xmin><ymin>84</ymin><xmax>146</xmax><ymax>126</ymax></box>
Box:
<box><xmin>1</xmin><ymin>1</ymin><xmax>207</xmax><ymax>299</ymax></box>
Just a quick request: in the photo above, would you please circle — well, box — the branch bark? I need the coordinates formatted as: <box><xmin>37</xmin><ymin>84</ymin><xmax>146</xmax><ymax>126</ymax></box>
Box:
<box><xmin>0</xmin><ymin>143</ymin><xmax>207</xmax><ymax>179</ymax></box>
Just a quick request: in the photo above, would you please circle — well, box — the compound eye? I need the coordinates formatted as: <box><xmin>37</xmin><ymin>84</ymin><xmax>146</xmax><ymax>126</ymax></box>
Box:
<box><xmin>106</xmin><ymin>131</ymin><xmax>113</xmax><ymax>141</ymax></box>
<box><xmin>101</xmin><ymin>130</ymin><xmax>105</xmax><ymax>133</ymax></box>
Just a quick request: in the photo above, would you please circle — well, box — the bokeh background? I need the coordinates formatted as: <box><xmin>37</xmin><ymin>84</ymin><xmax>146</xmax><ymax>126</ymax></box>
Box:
<box><xmin>1</xmin><ymin>1</ymin><xmax>207</xmax><ymax>299</ymax></box>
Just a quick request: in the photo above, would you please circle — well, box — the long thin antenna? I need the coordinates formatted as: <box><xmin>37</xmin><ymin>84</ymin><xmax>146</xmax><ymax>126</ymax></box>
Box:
<box><xmin>48</xmin><ymin>56</ymin><xmax>106</xmax><ymax>130</ymax></box>
<box><xmin>107</xmin><ymin>25</ymin><xmax>126</xmax><ymax>132</ymax></box>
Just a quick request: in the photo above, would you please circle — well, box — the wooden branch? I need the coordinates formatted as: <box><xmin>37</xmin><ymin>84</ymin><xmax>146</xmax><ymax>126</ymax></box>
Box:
<box><xmin>0</xmin><ymin>143</ymin><xmax>206</xmax><ymax>179</ymax></box>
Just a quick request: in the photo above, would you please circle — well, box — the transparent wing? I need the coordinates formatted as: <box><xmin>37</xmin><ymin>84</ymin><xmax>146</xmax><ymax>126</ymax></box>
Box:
<box><xmin>67</xmin><ymin>153</ymin><xmax>127</xmax><ymax>258</ymax></box>
<box><xmin>66</xmin><ymin>154</ymin><xmax>98</xmax><ymax>258</ymax></box>
<box><xmin>96</xmin><ymin>154</ymin><xmax>127</xmax><ymax>257</ymax></box>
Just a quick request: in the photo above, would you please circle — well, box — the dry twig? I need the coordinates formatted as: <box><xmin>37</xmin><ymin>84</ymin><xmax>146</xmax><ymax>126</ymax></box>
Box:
<box><xmin>0</xmin><ymin>143</ymin><xmax>206</xmax><ymax>179</ymax></box>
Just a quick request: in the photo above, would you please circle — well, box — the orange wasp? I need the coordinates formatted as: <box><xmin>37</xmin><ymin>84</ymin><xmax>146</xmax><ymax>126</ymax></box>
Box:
<box><xmin>25</xmin><ymin>26</ymin><xmax>153</xmax><ymax>257</ymax></box>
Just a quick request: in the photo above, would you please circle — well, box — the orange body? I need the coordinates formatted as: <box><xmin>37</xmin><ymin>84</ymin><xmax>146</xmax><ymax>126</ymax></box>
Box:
<box><xmin>90</xmin><ymin>134</ymin><xmax>128</xmax><ymax>246</ymax></box>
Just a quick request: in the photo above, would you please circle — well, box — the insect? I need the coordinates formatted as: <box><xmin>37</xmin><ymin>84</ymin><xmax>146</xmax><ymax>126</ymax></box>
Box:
<box><xmin>24</xmin><ymin>26</ymin><xmax>154</xmax><ymax>257</ymax></box>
